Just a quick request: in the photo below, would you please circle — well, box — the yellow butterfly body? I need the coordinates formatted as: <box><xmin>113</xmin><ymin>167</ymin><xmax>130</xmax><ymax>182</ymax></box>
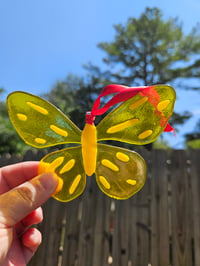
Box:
<box><xmin>81</xmin><ymin>123</ymin><xmax>97</xmax><ymax>176</ymax></box>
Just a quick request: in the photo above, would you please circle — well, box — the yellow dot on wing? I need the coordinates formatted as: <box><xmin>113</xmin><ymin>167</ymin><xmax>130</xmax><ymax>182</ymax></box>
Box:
<box><xmin>138</xmin><ymin>130</ymin><xmax>153</xmax><ymax>139</ymax></box>
<box><xmin>34</xmin><ymin>138</ymin><xmax>47</xmax><ymax>144</ymax></box>
<box><xmin>50</xmin><ymin>125</ymin><xmax>68</xmax><ymax>137</ymax></box>
<box><xmin>69</xmin><ymin>174</ymin><xmax>81</xmax><ymax>195</ymax></box>
<box><xmin>48</xmin><ymin>157</ymin><xmax>64</xmax><ymax>171</ymax></box>
<box><xmin>126</xmin><ymin>179</ymin><xmax>137</xmax><ymax>185</ymax></box>
<box><xmin>107</xmin><ymin>118</ymin><xmax>139</xmax><ymax>134</ymax></box>
<box><xmin>60</xmin><ymin>159</ymin><xmax>75</xmax><ymax>174</ymax></box>
<box><xmin>17</xmin><ymin>113</ymin><xmax>27</xmax><ymax>121</ymax></box>
<box><xmin>157</xmin><ymin>100</ymin><xmax>170</xmax><ymax>111</ymax></box>
<box><xmin>99</xmin><ymin>176</ymin><xmax>111</xmax><ymax>189</ymax></box>
<box><xmin>26</xmin><ymin>101</ymin><xmax>48</xmax><ymax>115</ymax></box>
<box><xmin>101</xmin><ymin>159</ymin><xmax>119</xmax><ymax>172</ymax></box>
<box><xmin>116</xmin><ymin>152</ymin><xmax>130</xmax><ymax>162</ymax></box>
<box><xmin>129</xmin><ymin>96</ymin><xmax>148</xmax><ymax>110</ymax></box>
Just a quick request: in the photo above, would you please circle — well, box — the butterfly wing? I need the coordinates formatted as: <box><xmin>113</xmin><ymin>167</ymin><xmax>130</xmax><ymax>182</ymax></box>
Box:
<box><xmin>97</xmin><ymin>85</ymin><xmax>176</xmax><ymax>145</ymax></box>
<box><xmin>7</xmin><ymin>91</ymin><xmax>81</xmax><ymax>148</ymax></box>
<box><xmin>95</xmin><ymin>144</ymin><xmax>146</xmax><ymax>200</ymax></box>
<box><xmin>38</xmin><ymin>146</ymin><xmax>86</xmax><ymax>202</ymax></box>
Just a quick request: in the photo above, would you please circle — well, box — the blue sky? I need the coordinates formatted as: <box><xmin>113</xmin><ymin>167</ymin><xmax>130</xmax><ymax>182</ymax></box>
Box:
<box><xmin>0</xmin><ymin>0</ymin><xmax>200</xmax><ymax>148</ymax></box>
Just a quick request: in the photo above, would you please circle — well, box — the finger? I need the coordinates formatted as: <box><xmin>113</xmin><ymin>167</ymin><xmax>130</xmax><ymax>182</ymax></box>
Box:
<box><xmin>0</xmin><ymin>162</ymin><xmax>39</xmax><ymax>194</ymax></box>
<box><xmin>22</xmin><ymin>227</ymin><xmax>42</xmax><ymax>263</ymax></box>
<box><xmin>0</xmin><ymin>172</ymin><xmax>63</xmax><ymax>227</ymax></box>
<box><xmin>22</xmin><ymin>207</ymin><xmax>43</xmax><ymax>228</ymax></box>
<box><xmin>15</xmin><ymin>207</ymin><xmax>43</xmax><ymax>236</ymax></box>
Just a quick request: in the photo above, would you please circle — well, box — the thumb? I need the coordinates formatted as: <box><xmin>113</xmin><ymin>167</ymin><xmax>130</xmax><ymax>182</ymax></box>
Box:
<box><xmin>0</xmin><ymin>172</ymin><xmax>62</xmax><ymax>227</ymax></box>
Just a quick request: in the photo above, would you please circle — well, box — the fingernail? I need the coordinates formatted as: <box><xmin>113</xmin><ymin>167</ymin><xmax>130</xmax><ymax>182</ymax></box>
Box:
<box><xmin>52</xmin><ymin>177</ymin><xmax>63</xmax><ymax>196</ymax></box>
<box><xmin>38</xmin><ymin>172</ymin><xmax>58</xmax><ymax>192</ymax></box>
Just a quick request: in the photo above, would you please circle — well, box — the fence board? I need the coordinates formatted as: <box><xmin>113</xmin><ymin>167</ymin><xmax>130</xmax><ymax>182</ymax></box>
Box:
<box><xmin>112</xmin><ymin>200</ymin><xmax>121</xmax><ymax>266</ymax></box>
<box><xmin>150</xmin><ymin>150</ymin><xmax>159</xmax><ymax>266</ymax></box>
<box><xmin>112</xmin><ymin>200</ymin><xmax>130</xmax><ymax>266</ymax></box>
<box><xmin>136</xmin><ymin>176</ymin><xmax>150</xmax><ymax>266</ymax></box>
<box><xmin>190</xmin><ymin>150</ymin><xmax>200</xmax><ymax>266</ymax></box>
<box><xmin>77</xmin><ymin>177</ymin><xmax>98</xmax><ymax>266</ymax></box>
<box><xmin>151</xmin><ymin>149</ymin><xmax>170</xmax><ymax>266</ymax></box>
<box><xmin>101</xmin><ymin>197</ymin><xmax>112</xmax><ymax>266</ymax></box>
<box><xmin>61</xmin><ymin>198</ymin><xmax>81</xmax><ymax>266</ymax></box>
<box><xmin>128</xmin><ymin>196</ymin><xmax>138</xmax><ymax>265</ymax></box>
<box><xmin>170</xmin><ymin>150</ymin><xmax>193</xmax><ymax>266</ymax></box>
<box><xmin>92</xmin><ymin>191</ymin><xmax>111</xmax><ymax>266</ymax></box>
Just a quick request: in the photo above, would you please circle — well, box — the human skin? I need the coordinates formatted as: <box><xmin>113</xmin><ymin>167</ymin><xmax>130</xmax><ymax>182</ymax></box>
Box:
<box><xmin>0</xmin><ymin>162</ymin><xmax>60</xmax><ymax>266</ymax></box>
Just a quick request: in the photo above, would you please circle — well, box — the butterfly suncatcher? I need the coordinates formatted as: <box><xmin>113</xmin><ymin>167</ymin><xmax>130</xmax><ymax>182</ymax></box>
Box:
<box><xmin>7</xmin><ymin>84</ymin><xmax>176</xmax><ymax>202</ymax></box>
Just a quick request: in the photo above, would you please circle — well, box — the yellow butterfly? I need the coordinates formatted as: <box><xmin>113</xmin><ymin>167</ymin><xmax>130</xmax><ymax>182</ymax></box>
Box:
<box><xmin>7</xmin><ymin>84</ymin><xmax>176</xmax><ymax>202</ymax></box>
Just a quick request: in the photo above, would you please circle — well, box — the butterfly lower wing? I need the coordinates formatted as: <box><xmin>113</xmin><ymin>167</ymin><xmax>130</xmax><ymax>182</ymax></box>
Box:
<box><xmin>7</xmin><ymin>91</ymin><xmax>81</xmax><ymax>148</ymax></box>
<box><xmin>95</xmin><ymin>144</ymin><xmax>146</xmax><ymax>200</ymax></box>
<box><xmin>97</xmin><ymin>85</ymin><xmax>176</xmax><ymax>145</ymax></box>
<box><xmin>38</xmin><ymin>146</ymin><xmax>86</xmax><ymax>202</ymax></box>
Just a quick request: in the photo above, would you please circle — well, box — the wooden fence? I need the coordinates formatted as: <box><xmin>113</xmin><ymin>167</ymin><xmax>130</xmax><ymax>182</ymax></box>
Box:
<box><xmin>0</xmin><ymin>149</ymin><xmax>200</xmax><ymax>266</ymax></box>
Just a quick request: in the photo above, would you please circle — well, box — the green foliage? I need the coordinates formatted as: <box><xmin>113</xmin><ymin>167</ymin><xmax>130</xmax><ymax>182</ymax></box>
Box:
<box><xmin>95</xmin><ymin>7</ymin><xmax>200</xmax><ymax>87</ymax></box>
<box><xmin>185</xmin><ymin>119</ymin><xmax>200</xmax><ymax>148</ymax></box>
<box><xmin>169</xmin><ymin>111</ymin><xmax>192</xmax><ymax>131</ymax></box>
<box><xmin>186</xmin><ymin>139</ymin><xmax>200</xmax><ymax>149</ymax></box>
<box><xmin>44</xmin><ymin>74</ymin><xmax>108</xmax><ymax>129</ymax></box>
<box><xmin>0</xmin><ymin>92</ymin><xmax>28</xmax><ymax>154</ymax></box>
<box><xmin>153</xmin><ymin>139</ymin><xmax>171</xmax><ymax>150</ymax></box>
<box><xmin>0</xmin><ymin>119</ymin><xmax>28</xmax><ymax>154</ymax></box>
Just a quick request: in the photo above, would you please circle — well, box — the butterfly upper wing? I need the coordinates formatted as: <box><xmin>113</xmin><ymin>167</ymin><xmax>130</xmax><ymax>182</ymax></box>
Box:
<box><xmin>39</xmin><ymin>146</ymin><xmax>86</xmax><ymax>202</ymax></box>
<box><xmin>95</xmin><ymin>144</ymin><xmax>146</xmax><ymax>200</ymax></box>
<box><xmin>97</xmin><ymin>85</ymin><xmax>176</xmax><ymax>145</ymax></box>
<box><xmin>7</xmin><ymin>91</ymin><xmax>81</xmax><ymax>148</ymax></box>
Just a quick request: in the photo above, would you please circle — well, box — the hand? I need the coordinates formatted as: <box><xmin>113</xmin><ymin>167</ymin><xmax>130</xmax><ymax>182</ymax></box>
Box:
<box><xmin>0</xmin><ymin>162</ymin><xmax>61</xmax><ymax>266</ymax></box>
